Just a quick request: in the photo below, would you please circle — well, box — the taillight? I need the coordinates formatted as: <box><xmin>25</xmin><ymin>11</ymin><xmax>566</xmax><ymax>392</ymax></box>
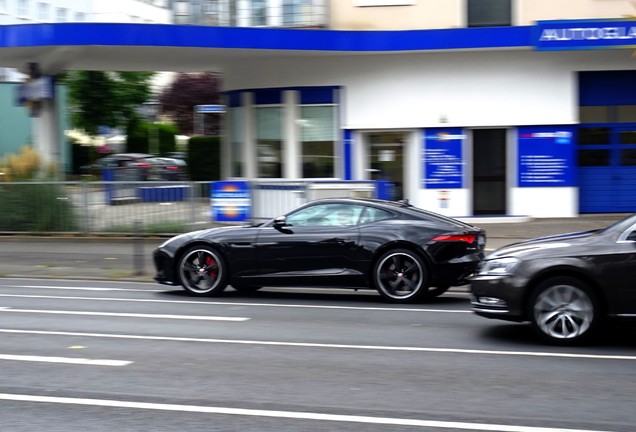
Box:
<box><xmin>166</xmin><ymin>166</ymin><xmax>178</xmax><ymax>171</ymax></box>
<box><xmin>432</xmin><ymin>234</ymin><xmax>476</xmax><ymax>243</ymax></box>
<box><xmin>135</xmin><ymin>163</ymin><xmax>151</xmax><ymax>167</ymax></box>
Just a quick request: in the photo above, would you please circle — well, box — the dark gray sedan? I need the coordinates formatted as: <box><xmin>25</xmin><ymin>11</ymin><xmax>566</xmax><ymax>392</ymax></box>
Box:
<box><xmin>470</xmin><ymin>214</ymin><xmax>636</xmax><ymax>345</ymax></box>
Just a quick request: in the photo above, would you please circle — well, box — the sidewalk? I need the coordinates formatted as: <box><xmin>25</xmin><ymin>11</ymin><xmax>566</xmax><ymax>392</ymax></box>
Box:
<box><xmin>0</xmin><ymin>213</ymin><xmax>630</xmax><ymax>284</ymax></box>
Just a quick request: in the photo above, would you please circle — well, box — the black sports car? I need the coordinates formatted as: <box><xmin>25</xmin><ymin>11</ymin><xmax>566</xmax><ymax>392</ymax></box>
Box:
<box><xmin>470</xmin><ymin>214</ymin><xmax>636</xmax><ymax>344</ymax></box>
<box><xmin>153</xmin><ymin>198</ymin><xmax>486</xmax><ymax>303</ymax></box>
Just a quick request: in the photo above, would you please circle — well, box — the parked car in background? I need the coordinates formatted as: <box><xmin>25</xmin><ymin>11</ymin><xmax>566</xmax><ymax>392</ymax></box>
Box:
<box><xmin>81</xmin><ymin>153</ymin><xmax>154</xmax><ymax>180</ymax></box>
<box><xmin>165</xmin><ymin>151</ymin><xmax>186</xmax><ymax>161</ymax></box>
<box><xmin>153</xmin><ymin>198</ymin><xmax>486</xmax><ymax>303</ymax></box>
<box><xmin>81</xmin><ymin>153</ymin><xmax>188</xmax><ymax>181</ymax></box>
<box><xmin>470</xmin><ymin>214</ymin><xmax>636</xmax><ymax>345</ymax></box>
<box><xmin>146</xmin><ymin>157</ymin><xmax>188</xmax><ymax>181</ymax></box>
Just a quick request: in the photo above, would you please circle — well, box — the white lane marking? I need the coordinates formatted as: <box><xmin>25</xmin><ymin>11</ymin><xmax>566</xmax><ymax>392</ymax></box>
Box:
<box><xmin>0</xmin><ymin>329</ymin><xmax>634</xmax><ymax>361</ymax></box>
<box><xmin>0</xmin><ymin>294</ymin><xmax>470</xmax><ymax>313</ymax></box>
<box><xmin>0</xmin><ymin>393</ymin><xmax>614</xmax><ymax>432</ymax></box>
<box><xmin>0</xmin><ymin>307</ymin><xmax>249</xmax><ymax>321</ymax></box>
<box><xmin>3</xmin><ymin>285</ymin><xmax>160</xmax><ymax>292</ymax></box>
<box><xmin>0</xmin><ymin>355</ymin><xmax>131</xmax><ymax>366</ymax></box>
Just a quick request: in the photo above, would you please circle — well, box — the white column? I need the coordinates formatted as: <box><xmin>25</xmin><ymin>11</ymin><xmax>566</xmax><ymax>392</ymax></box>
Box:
<box><xmin>34</xmin><ymin>99</ymin><xmax>60</xmax><ymax>179</ymax></box>
<box><xmin>243</xmin><ymin>92</ymin><xmax>257</xmax><ymax>179</ymax></box>
<box><xmin>283</xmin><ymin>90</ymin><xmax>299</xmax><ymax>179</ymax></box>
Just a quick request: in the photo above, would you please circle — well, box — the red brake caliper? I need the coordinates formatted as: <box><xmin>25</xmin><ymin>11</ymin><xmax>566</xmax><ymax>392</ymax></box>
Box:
<box><xmin>205</xmin><ymin>255</ymin><xmax>218</xmax><ymax>280</ymax></box>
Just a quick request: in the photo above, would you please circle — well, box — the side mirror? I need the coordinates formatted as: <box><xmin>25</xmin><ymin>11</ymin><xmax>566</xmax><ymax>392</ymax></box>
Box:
<box><xmin>273</xmin><ymin>215</ymin><xmax>287</xmax><ymax>227</ymax></box>
<box><xmin>273</xmin><ymin>215</ymin><xmax>293</xmax><ymax>233</ymax></box>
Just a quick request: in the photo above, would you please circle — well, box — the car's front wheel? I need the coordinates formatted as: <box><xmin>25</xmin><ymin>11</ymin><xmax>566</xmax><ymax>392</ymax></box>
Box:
<box><xmin>178</xmin><ymin>246</ymin><xmax>228</xmax><ymax>296</ymax></box>
<box><xmin>373</xmin><ymin>249</ymin><xmax>429</xmax><ymax>303</ymax></box>
<box><xmin>529</xmin><ymin>276</ymin><xmax>600</xmax><ymax>345</ymax></box>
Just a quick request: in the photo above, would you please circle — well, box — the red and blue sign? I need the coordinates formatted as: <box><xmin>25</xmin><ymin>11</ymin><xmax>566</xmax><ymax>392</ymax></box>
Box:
<box><xmin>517</xmin><ymin>126</ymin><xmax>575</xmax><ymax>187</ymax></box>
<box><xmin>211</xmin><ymin>181</ymin><xmax>251</xmax><ymax>222</ymax></box>
<box><xmin>423</xmin><ymin>128</ymin><xmax>464</xmax><ymax>189</ymax></box>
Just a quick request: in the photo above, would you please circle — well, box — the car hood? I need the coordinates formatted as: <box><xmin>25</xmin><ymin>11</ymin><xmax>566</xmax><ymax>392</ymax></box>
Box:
<box><xmin>488</xmin><ymin>229</ymin><xmax>600</xmax><ymax>259</ymax></box>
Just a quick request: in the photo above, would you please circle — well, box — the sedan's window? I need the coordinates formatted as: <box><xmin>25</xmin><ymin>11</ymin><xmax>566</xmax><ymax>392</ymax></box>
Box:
<box><xmin>359</xmin><ymin>207</ymin><xmax>393</xmax><ymax>224</ymax></box>
<box><xmin>286</xmin><ymin>204</ymin><xmax>363</xmax><ymax>227</ymax></box>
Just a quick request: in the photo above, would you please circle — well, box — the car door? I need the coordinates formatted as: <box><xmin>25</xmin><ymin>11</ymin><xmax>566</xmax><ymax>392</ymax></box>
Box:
<box><xmin>254</xmin><ymin>203</ymin><xmax>364</xmax><ymax>281</ymax></box>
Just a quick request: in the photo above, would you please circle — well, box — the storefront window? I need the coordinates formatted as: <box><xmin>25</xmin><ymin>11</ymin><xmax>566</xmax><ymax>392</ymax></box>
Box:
<box><xmin>578</xmin><ymin>128</ymin><xmax>610</xmax><ymax>145</ymax></box>
<box><xmin>229</xmin><ymin>107</ymin><xmax>243</xmax><ymax>177</ymax></box>
<box><xmin>256</xmin><ymin>107</ymin><xmax>282</xmax><ymax>178</ymax></box>
<box><xmin>300</xmin><ymin>105</ymin><xmax>336</xmax><ymax>178</ymax></box>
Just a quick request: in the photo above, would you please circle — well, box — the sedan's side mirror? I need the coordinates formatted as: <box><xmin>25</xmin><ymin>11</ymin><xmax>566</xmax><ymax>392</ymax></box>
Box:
<box><xmin>273</xmin><ymin>215</ymin><xmax>293</xmax><ymax>233</ymax></box>
<box><xmin>273</xmin><ymin>215</ymin><xmax>287</xmax><ymax>228</ymax></box>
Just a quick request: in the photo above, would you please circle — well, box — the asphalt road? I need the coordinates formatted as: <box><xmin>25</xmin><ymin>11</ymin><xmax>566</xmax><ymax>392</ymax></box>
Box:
<box><xmin>0</xmin><ymin>278</ymin><xmax>634</xmax><ymax>431</ymax></box>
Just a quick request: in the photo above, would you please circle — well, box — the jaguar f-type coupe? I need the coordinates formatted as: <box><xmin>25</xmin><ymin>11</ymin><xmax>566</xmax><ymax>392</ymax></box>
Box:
<box><xmin>153</xmin><ymin>198</ymin><xmax>486</xmax><ymax>303</ymax></box>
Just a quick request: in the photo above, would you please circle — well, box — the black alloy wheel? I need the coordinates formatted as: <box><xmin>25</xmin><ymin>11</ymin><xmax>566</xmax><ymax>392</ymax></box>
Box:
<box><xmin>529</xmin><ymin>276</ymin><xmax>600</xmax><ymax>345</ymax></box>
<box><xmin>373</xmin><ymin>249</ymin><xmax>429</xmax><ymax>303</ymax></box>
<box><xmin>178</xmin><ymin>246</ymin><xmax>228</xmax><ymax>296</ymax></box>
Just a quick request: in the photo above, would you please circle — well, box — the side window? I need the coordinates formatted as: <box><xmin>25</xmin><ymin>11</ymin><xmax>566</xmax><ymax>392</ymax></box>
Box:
<box><xmin>359</xmin><ymin>207</ymin><xmax>393</xmax><ymax>224</ymax></box>
<box><xmin>286</xmin><ymin>204</ymin><xmax>363</xmax><ymax>227</ymax></box>
<box><xmin>626</xmin><ymin>230</ymin><xmax>636</xmax><ymax>242</ymax></box>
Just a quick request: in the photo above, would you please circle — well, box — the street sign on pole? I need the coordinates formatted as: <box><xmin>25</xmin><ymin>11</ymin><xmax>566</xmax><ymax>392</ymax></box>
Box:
<box><xmin>196</xmin><ymin>104</ymin><xmax>225</xmax><ymax>114</ymax></box>
<box><xmin>193</xmin><ymin>105</ymin><xmax>226</xmax><ymax>135</ymax></box>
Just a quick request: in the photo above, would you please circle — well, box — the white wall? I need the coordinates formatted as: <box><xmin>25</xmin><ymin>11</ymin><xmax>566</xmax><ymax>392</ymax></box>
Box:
<box><xmin>225</xmin><ymin>49</ymin><xmax>636</xmax><ymax>130</ymax></box>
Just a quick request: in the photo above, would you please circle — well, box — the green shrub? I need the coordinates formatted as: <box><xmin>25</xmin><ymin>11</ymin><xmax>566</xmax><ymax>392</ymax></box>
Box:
<box><xmin>0</xmin><ymin>183</ymin><xmax>78</xmax><ymax>232</ymax></box>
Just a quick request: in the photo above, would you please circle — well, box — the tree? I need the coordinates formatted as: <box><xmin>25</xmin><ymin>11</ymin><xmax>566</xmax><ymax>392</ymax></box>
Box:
<box><xmin>158</xmin><ymin>72</ymin><xmax>222</xmax><ymax>136</ymax></box>
<box><xmin>63</xmin><ymin>71</ymin><xmax>155</xmax><ymax>136</ymax></box>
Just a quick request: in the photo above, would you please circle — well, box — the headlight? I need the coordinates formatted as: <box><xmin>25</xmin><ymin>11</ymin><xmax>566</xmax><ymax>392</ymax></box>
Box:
<box><xmin>478</xmin><ymin>257</ymin><xmax>520</xmax><ymax>276</ymax></box>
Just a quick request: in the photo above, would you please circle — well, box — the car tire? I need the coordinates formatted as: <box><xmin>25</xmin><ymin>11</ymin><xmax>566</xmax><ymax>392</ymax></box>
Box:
<box><xmin>232</xmin><ymin>285</ymin><xmax>263</xmax><ymax>294</ymax></box>
<box><xmin>424</xmin><ymin>285</ymin><xmax>450</xmax><ymax>299</ymax></box>
<box><xmin>178</xmin><ymin>246</ymin><xmax>228</xmax><ymax>296</ymax></box>
<box><xmin>373</xmin><ymin>249</ymin><xmax>429</xmax><ymax>303</ymax></box>
<box><xmin>529</xmin><ymin>276</ymin><xmax>600</xmax><ymax>345</ymax></box>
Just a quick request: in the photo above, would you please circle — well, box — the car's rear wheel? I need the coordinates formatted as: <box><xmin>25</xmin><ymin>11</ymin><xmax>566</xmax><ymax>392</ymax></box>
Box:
<box><xmin>529</xmin><ymin>276</ymin><xmax>599</xmax><ymax>345</ymax></box>
<box><xmin>373</xmin><ymin>249</ymin><xmax>429</xmax><ymax>303</ymax></box>
<box><xmin>178</xmin><ymin>246</ymin><xmax>228</xmax><ymax>296</ymax></box>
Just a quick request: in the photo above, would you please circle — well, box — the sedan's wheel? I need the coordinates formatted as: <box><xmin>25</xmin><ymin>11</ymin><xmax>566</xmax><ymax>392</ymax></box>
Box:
<box><xmin>529</xmin><ymin>276</ymin><xmax>599</xmax><ymax>345</ymax></box>
<box><xmin>178</xmin><ymin>246</ymin><xmax>228</xmax><ymax>296</ymax></box>
<box><xmin>373</xmin><ymin>249</ymin><xmax>429</xmax><ymax>303</ymax></box>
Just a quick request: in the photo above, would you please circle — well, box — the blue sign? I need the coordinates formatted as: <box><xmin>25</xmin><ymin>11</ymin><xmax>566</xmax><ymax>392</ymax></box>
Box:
<box><xmin>423</xmin><ymin>128</ymin><xmax>464</xmax><ymax>189</ymax></box>
<box><xmin>517</xmin><ymin>126</ymin><xmax>575</xmax><ymax>187</ymax></box>
<box><xmin>196</xmin><ymin>104</ymin><xmax>225</xmax><ymax>113</ymax></box>
<box><xmin>211</xmin><ymin>181</ymin><xmax>251</xmax><ymax>222</ymax></box>
<box><xmin>535</xmin><ymin>19</ymin><xmax>636</xmax><ymax>51</ymax></box>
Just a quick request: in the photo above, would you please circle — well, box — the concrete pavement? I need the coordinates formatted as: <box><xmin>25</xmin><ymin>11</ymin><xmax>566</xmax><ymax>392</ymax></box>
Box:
<box><xmin>0</xmin><ymin>213</ymin><xmax>630</xmax><ymax>284</ymax></box>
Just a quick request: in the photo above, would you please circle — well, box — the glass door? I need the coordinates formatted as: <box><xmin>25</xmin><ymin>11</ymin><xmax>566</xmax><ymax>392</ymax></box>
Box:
<box><xmin>368</xmin><ymin>132</ymin><xmax>405</xmax><ymax>200</ymax></box>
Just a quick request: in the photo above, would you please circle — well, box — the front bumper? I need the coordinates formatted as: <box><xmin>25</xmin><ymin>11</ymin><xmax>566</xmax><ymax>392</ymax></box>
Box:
<box><xmin>153</xmin><ymin>248</ymin><xmax>179</xmax><ymax>285</ymax></box>
<box><xmin>469</xmin><ymin>274</ymin><xmax>527</xmax><ymax>322</ymax></box>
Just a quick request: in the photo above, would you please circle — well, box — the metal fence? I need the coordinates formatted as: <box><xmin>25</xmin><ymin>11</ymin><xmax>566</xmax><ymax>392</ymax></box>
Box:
<box><xmin>0</xmin><ymin>180</ymin><xmax>383</xmax><ymax>236</ymax></box>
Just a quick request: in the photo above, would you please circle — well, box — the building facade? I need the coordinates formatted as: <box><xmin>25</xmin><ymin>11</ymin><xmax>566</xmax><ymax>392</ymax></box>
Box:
<box><xmin>218</xmin><ymin>0</ymin><xmax>636</xmax><ymax>216</ymax></box>
<box><xmin>2</xmin><ymin>0</ymin><xmax>636</xmax><ymax>216</ymax></box>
